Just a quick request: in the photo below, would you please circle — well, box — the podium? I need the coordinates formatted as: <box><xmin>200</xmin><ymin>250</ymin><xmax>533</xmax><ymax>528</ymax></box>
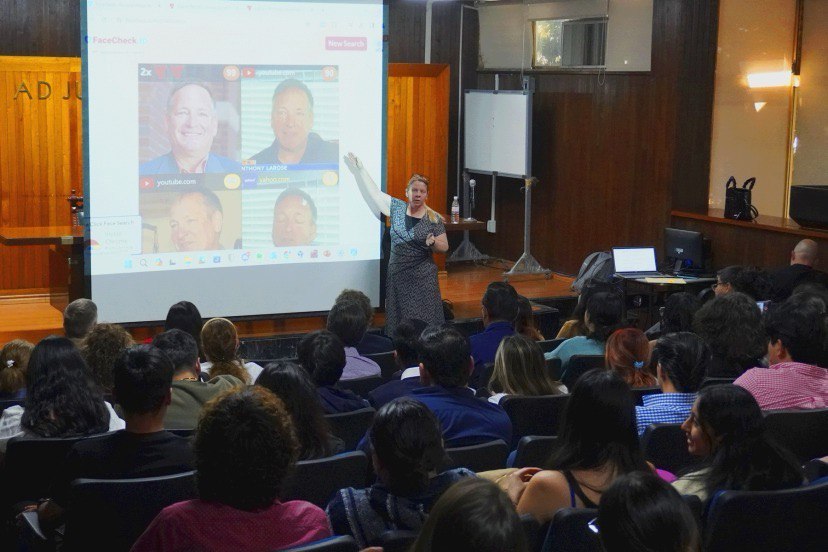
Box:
<box><xmin>0</xmin><ymin>226</ymin><xmax>84</xmax><ymax>309</ymax></box>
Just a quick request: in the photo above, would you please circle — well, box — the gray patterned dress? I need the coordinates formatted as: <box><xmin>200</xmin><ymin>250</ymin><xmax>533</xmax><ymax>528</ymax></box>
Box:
<box><xmin>385</xmin><ymin>198</ymin><xmax>446</xmax><ymax>336</ymax></box>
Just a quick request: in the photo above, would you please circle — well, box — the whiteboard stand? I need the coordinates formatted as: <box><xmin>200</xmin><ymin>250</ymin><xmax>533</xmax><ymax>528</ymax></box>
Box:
<box><xmin>504</xmin><ymin>178</ymin><xmax>551</xmax><ymax>281</ymax></box>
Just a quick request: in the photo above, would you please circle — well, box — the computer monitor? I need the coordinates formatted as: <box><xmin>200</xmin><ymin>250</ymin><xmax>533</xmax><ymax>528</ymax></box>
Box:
<box><xmin>664</xmin><ymin>227</ymin><xmax>704</xmax><ymax>273</ymax></box>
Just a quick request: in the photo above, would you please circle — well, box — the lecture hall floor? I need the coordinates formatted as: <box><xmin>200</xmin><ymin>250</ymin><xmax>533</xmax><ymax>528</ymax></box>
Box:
<box><xmin>0</xmin><ymin>263</ymin><xmax>575</xmax><ymax>343</ymax></box>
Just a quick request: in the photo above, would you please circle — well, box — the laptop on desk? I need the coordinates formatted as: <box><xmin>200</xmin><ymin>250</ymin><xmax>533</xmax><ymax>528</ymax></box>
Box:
<box><xmin>612</xmin><ymin>247</ymin><xmax>670</xmax><ymax>279</ymax></box>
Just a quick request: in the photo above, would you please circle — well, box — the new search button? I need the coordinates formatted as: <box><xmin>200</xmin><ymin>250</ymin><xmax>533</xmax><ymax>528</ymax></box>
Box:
<box><xmin>326</xmin><ymin>36</ymin><xmax>367</xmax><ymax>51</ymax></box>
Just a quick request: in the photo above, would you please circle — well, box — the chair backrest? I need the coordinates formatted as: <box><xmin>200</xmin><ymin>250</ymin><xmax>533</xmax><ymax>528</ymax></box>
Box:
<box><xmin>541</xmin><ymin>507</ymin><xmax>601</xmax><ymax>552</ymax></box>
<box><xmin>513</xmin><ymin>436</ymin><xmax>560</xmax><ymax>469</ymax></box>
<box><xmin>631</xmin><ymin>386</ymin><xmax>661</xmax><ymax>406</ymax></box>
<box><xmin>640</xmin><ymin>423</ymin><xmax>701</xmax><ymax>475</ymax></box>
<box><xmin>364</xmin><ymin>351</ymin><xmax>398</xmax><ymax>380</ymax></box>
<box><xmin>703</xmin><ymin>479</ymin><xmax>828</xmax><ymax>552</ymax></box>
<box><xmin>468</xmin><ymin>362</ymin><xmax>495</xmax><ymax>391</ymax></box>
<box><xmin>561</xmin><ymin>356</ymin><xmax>605</xmax><ymax>389</ymax></box>
<box><xmin>545</xmin><ymin>357</ymin><xmax>562</xmax><ymax>380</ymax></box>
<box><xmin>763</xmin><ymin>408</ymin><xmax>828</xmax><ymax>463</ymax></box>
<box><xmin>501</xmin><ymin>395</ymin><xmax>570</xmax><ymax>448</ymax></box>
<box><xmin>278</xmin><ymin>535</ymin><xmax>360</xmax><ymax>552</ymax></box>
<box><xmin>444</xmin><ymin>439</ymin><xmax>509</xmax><ymax>472</ymax></box>
<box><xmin>61</xmin><ymin>471</ymin><xmax>197</xmax><ymax>551</ymax></box>
<box><xmin>520</xmin><ymin>514</ymin><xmax>542</xmax><ymax>552</ymax></box>
<box><xmin>804</xmin><ymin>458</ymin><xmax>828</xmax><ymax>483</ymax></box>
<box><xmin>281</xmin><ymin>451</ymin><xmax>369</xmax><ymax>507</ymax></box>
<box><xmin>699</xmin><ymin>377</ymin><xmax>735</xmax><ymax>389</ymax></box>
<box><xmin>3</xmin><ymin>435</ymin><xmax>94</xmax><ymax>506</ymax></box>
<box><xmin>324</xmin><ymin>407</ymin><xmax>375</xmax><ymax>451</ymax></box>
<box><xmin>337</xmin><ymin>376</ymin><xmax>385</xmax><ymax>397</ymax></box>
<box><xmin>375</xmin><ymin>530</ymin><xmax>419</xmax><ymax>552</ymax></box>
<box><xmin>538</xmin><ymin>338</ymin><xmax>565</xmax><ymax>354</ymax></box>
<box><xmin>166</xmin><ymin>428</ymin><xmax>194</xmax><ymax>438</ymax></box>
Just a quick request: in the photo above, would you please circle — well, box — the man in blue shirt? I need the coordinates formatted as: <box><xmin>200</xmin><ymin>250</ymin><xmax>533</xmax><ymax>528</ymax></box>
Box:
<box><xmin>409</xmin><ymin>326</ymin><xmax>512</xmax><ymax>447</ymax></box>
<box><xmin>368</xmin><ymin>319</ymin><xmax>427</xmax><ymax>409</ymax></box>
<box><xmin>468</xmin><ymin>282</ymin><xmax>519</xmax><ymax>388</ymax></box>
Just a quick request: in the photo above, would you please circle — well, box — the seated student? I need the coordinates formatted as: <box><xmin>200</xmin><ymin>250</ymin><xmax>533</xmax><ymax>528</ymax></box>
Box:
<box><xmin>200</xmin><ymin>318</ymin><xmax>262</xmax><ymax>384</ymax></box>
<box><xmin>37</xmin><ymin>344</ymin><xmax>193</xmax><ymax>531</ymax></box>
<box><xmin>63</xmin><ymin>298</ymin><xmax>97</xmax><ymax>347</ymax></box>
<box><xmin>486</xmin><ymin>334</ymin><xmax>566</xmax><ymax>404</ymax></box>
<box><xmin>407</xmin><ymin>326</ymin><xmax>512</xmax><ymax>447</ymax></box>
<box><xmin>151</xmin><ymin>329</ymin><xmax>243</xmax><ymax>430</ymax></box>
<box><xmin>132</xmin><ymin>387</ymin><xmax>331</xmax><ymax>552</ymax></box>
<box><xmin>504</xmin><ymin>370</ymin><xmax>651</xmax><ymax>524</ymax></box>
<box><xmin>335</xmin><ymin>289</ymin><xmax>394</xmax><ymax>355</ymax></box>
<box><xmin>255</xmin><ymin>361</ymin><xmax>344</xmax><ymax>460</ymax></box>
<box><xmin>0</xmin><ymin>339</ymin><xmax>33</xmax><ymax>400</ymax></box>
<box><xmin>0</xmin><ymin>337</ymin><xmax>124</xmax><ymax>453</ymax></box>
<box><xmin>368</xmin><ymin>319</ymin><xmax>429</xmax><ymax>409</ymax></box>
<box><xmin>555</xmin><ymin>279</ymin><xmax>616</xmax><ymax>340</ymax></box>
<box><xmin>713</xmin><ymin>265</ymin><xmax>772</xmax><ymax>301</ymax></box>
<box><xmin>770</xmin><ymin>239</ymin><xmax>828</xmax><ymax>302</ymax></box>
<box><xmin>693</xmin><ymin>292</ymin><xmax>766</xmax><ymax>378</ymax></box>
<box><xmin>635</xmin><ymin>332</ymin><xmax>708</xmax><ymax>435</ymax></box>
<box><xmin>605</xmin><ymin>328</ymin><xmax>657</xmax><ymax>389</ymax></box>
<box><xmin>164</xmin><ymin>300</ymin><xmax>204</xmax><ymax>361</ymax></box>
<box><xmin>646</xmin><ymin>291</ymin><xmax>700</xmax><ymax>342</ymax></box>
<box><xmin>81</xmin><ymin>323</ymin><xmax>134</xmax><ymax>394</ymax></box>
<box><xmin>735</xmin><ymin>294</ymin><xmax>828</xmax><ymax>410</ymax></box>
<box><xmin>515</xmin><ymin>295</ymin><xmax>544</xmax><ymax>341</ymax></box>
<box><xmin>327</xmin><ymin>398</ymin><xmax>475</xmax><ymax>548</ymax></box>
<box><xmin>545</xmin><ymin>291</ymin><xmax>625</xmax><ymax>378</ymax></box>
<box><xmin>411</xmin><ymin>477</ymin><xmax>527</xmax><ymax>552</ymax></box>
<box><xmin>598</xmin><ymin>472</ymin><xmax>699</xmax><ymax>552</ymax></box>
<box><xmin>326</xmin><ymin>299</ymin><xmax>381</xmax><ymax>380</ymax></box>
<box><xmin>673</xmin><ymin>385</ymin><xmax>803</xmax><ymax>502</ymax></box>
<box><xmin>297</xmin><ymin>330</ymin><xmax>370</xmax><ymax>414</ymax></box>
<box><xmin>469</xmin><ymin>282</ymin><xmax>519</xmax><ymax>375</ymax></box>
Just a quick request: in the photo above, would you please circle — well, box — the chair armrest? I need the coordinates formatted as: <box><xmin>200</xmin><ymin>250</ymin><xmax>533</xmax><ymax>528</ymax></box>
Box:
<box><xmin>18</xmin><ymin>510</ymin><xmax>50</xmax><ymax>543</ymax></box>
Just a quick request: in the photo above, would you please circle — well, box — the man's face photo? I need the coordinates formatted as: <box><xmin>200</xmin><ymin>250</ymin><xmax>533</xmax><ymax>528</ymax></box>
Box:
<box><xmin>271</xmin><ymin>86</ymin><xmax>313</xmax><ymax>157</ymax></box>
<box><xmin>272</xmin><ymin>193</ymin><xmax>317</xmax><ymax>246</ymax></box>
<box><xmin>166</xmin><ymin>84</ymin><xmax>219</xmax><ymax>162</ymax></box>
<box><xmin>169</xmin><ymin>192</ymin><xmax>223</xmax><ymax>251</ymax></box>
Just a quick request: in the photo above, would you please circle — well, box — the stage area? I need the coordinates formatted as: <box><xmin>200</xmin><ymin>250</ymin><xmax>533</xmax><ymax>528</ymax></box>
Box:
<box><xmin>0</xmin><ymin>263</ymin><xmax>575</xmax><ymax>344</ymax></box>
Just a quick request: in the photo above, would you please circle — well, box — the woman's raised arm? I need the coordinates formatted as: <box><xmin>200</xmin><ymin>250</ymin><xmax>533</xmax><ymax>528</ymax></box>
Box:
<box><xmin>344</xmin><ymin>152</ymin><xmax>392</xmax><ymax>219</ymax></box>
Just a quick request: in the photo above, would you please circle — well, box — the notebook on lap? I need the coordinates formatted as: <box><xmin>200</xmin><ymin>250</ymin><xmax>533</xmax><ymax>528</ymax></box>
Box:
<box><xmin>612</xmin><ymin>247</ymin><xmax>668</xmax><ymax>278</ymax></box>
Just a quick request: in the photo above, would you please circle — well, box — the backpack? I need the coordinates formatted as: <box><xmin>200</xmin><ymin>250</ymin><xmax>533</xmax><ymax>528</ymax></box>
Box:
<box><xmin>571</xmin><ymin>251</ymin><xmax>614</xmax><ymax>293</ymax></box>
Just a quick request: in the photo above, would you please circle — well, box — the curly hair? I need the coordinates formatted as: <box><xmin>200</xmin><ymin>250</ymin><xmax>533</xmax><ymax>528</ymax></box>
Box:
<box><xmin>693</xmin><ymin>293</ymin><xmax>766</xmax><ymax>367</ymax></box>
<box><xmin>0</xmin><ymin>339</ymin><xmax>34</xmax><ymax>396</ymax></box>
<box><xmin>195</xmin><ymin>386</ymin><xmax>298</xmax><ymax>511</ymax></box>
<box><xmin>81</xmin><ymin>323</ymin><xmax>135</xmax><ymax>392</ymax></box>
<box><xmin>21</xmin><ymin>336</ymin><xmax>110</xmax><ymax>438</ymax></box>
<box><xmin>201</xmin><ymin>318</ymin><xmax>249</xmax><ymax>384</ymax></box>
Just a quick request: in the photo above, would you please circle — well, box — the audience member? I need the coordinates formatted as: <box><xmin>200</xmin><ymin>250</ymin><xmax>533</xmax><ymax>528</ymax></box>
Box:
<box><xmin>469</xmin><ymin>282</ymin><xmax>519</xmax><ymax>374</ymax></box>
<box><xmin>598</xmin><ymin>472</ymin><xmax>700</xmax><ymax>552</ymax></box>
<box><xmin>200</xmin><ymin>317</ymin><xmax>262</xmax><ymax>383</ymax></box>
<box><xmin>152</xmin><ymin>329</ymin><xmax>242</xmax><ymax>429</ymax></box>
<box><xmin>605</xmin><ymin>328</ymin><xmax>656</xmax><ymax>389</ymax></box>
<box><xmin>555</xmin><ymin>279</ymin><xmax>617</xmax><ymax>339</ymax></box>
<box><xmin>81</xmin><ymin>323</ymin><xmax>135</xmax><ymax>393</ymax></box>
<box><xmin>255</xmin><ymin>361</ymin><xmax>344</xmax><ymax>460</ymax></box>
<box><xmin>505</xmin><ymin>370</ymin><xmax>650</xmax><ymax>523</ymax></box>
<box><xmin>673</xmin><ymin>385</ymin><xmax>803</xmax><ymax>502</ymax></box>
<box><xmin>0</xmin><ymin>339</ymin><xmax>33</xmax><ymax>400</ymax></box>
<box><xmin>486</xmin><ymin>334</ymin><xmax>566</xmax><ymax>404</ymax></box>
<box><xmin>335</xmin><ymin>289</ymin><xmax>394</xmax><ymax>355</ymax></box>
<box><xmin>635</xmin><ymin>332</ymin><xmax>708</xmax><ymax>435</ymax></box>
<box><xmin>546</xmin><ymin>291</ymin><xmax>624</xmax><ymax>378</ymax></box>
<box><xmin>368</xmin><ymin>319</ymin><xmax>428</xmax><ymax>409</ymax></box>
<box><xmin>327</xmin><ymin>398</ymin><xmax>475</xmax><ymax>548</ymax></box>
<box><xmin>647</xmin><ymin>291</ymin><xmax>701</xmax><ymax>341</ymax></box>
<box><xmin>515</xmin><ymin>295</ymin><xmax>544</xmax><ymax>341</ymax></box>
<box><xmin>713</xmin><ymin>265</ymin><xmax>772</xmax><ymax>300</ymax></box>
<box><xmin>411</xmin><ymin>478</ymin><xmax>526</xmax><ymax>552</ymax></box>
<box><xmin>0</xmin><ymin>336</ymin><xmax>123</xmax><ymax>453</ymax></box>
<box><xmin>770</xmin><ymin>239</ymin><xmax>828</xmax><ymax>301</ymax></box>
<box><xmin>132</xmin><ymin>386</ymin><xmax>331</xmax><ymax>551</ymax></box>
<box><xmin>38</xmin><ymin>344</ymin><xmax>193</xmax><ymax>531</ymax></box>
<box><xmin>693</xmin><ymin>292</ymin><xmax>765</xmax><ymax>378</ymax></box>
<box><xmin>735</xmin><ymin>295</ymin><xmax>828</xmax><ymax>409</ymax></box>
<box><xmin>297</xmin><ymin>330</ymin><xmax>370</xmax><ymax>414</ymax></box>
<box><xmin>407</xmin><ymin>326</ymin><xmax>511</xmax><ymax>447</ymax></box>
<box><xmin>63</xmin><ymin>298</ymin><xmax>98</xmax><ymax>346</ymax></box>
<box><xmin>326</xmin><ymin>300</ymin><xmax>381</xmax><ymax>380</ymax></box>
<box><xmin>164</xmin><ymin>300</ymin><xmax>204</xmax><ymax>360</ymax></box>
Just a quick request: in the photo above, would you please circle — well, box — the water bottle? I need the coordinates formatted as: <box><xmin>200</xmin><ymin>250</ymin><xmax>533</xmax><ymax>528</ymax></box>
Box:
<box><xmin>451</xmin><ymin>196</ymin><xmax>460</xmax><ymax>223</ymax></box>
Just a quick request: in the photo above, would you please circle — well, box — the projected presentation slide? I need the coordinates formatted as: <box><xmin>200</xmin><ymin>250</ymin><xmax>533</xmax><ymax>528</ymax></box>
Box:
<box><xmin>84</xmin><ymin>0</ymin><xmax>385</xmax><ymax>322</ymax></box>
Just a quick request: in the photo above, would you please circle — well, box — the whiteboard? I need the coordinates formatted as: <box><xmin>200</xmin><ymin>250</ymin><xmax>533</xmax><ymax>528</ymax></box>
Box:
<box><xmin>464</xmin><ymin>90</ymin><xmax>532</xmax><ymax>177</ymax></box>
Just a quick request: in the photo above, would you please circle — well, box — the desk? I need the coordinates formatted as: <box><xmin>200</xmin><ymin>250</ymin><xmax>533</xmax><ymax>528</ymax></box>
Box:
<box><xmin>0</xmin><ymin>226</ymin><xmax>84</xmax><ymax>308</ymax></box>
<box><xmin>621</xmin><ymin>277</ymin><xmax>715</xmax><ymax>329</ymax></box>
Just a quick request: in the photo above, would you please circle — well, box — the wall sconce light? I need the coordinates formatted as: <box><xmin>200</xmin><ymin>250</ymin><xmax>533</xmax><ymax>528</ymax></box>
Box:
<box><xmin>747</xmin><ymin>70</ymin><xmax>793</xmax><ymax>88</ymax></box>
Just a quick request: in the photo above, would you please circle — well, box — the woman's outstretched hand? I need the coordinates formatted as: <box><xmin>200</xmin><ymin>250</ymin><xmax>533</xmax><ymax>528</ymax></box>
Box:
<box><xmin>344</xmin><ymin>152</ymin><xmax>363</xmax><ymax>174</ymax></box>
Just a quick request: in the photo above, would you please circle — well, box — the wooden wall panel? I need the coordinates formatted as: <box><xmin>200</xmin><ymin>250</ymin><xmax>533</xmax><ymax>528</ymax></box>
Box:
<box><xmin>0</xmin><ymin>57</ymin><xmax>83</xmax><ymax>295</ymax></box>
<box><xmin>0</xmin><ymin>1</ymin><xmax>81</xmax><ymax>57</ymax></box>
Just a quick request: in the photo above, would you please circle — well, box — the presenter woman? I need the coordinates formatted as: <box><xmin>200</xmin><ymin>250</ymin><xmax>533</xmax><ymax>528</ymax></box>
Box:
<box><xmin>344</xmin><ymin>153</ymin><xmax>448</xmax><ymax>337</ymax></box>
